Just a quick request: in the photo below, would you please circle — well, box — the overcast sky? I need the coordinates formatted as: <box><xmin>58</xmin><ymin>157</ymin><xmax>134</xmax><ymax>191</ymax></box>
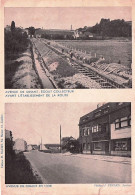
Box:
<box><xmin>4</xmin><ymin>7</ymin><xmax>131</xmax><ymax>29</ymax></box>
<box><xmin>5</xmin><ymin>103</ymin><xmax>101</xmax><ymax>145</ymax></box>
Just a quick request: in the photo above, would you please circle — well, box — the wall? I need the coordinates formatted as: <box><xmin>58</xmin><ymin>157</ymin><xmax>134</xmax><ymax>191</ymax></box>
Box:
<box><xmin>111</xmin><ymin>124</ymin><xmax>131</xmax><ymax>139</ymax></box>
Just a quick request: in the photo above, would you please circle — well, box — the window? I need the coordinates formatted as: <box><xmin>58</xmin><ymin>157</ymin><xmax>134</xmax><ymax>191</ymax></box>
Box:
<box><xmin>81</xmin><ymin>127</ymin><xmax>91</xmax><ymax>136</ymax></box>
<box><xmin>84</xmin><ymin>128</ymin><xmax>88</xmax><ymax>136</ymax></box>
<box><xmin>98</xmin><ymin>124</ymin><xmax>102</xmax><ymax>131</ymax></box>
<box><xmin>121</xmin><ymin>117</ymin><xmax>128</xmax><ymax>127</ymax></box>
<box><xmin>115</xmin><ymin>141</ymin><xmax>127</xmax><ymax>151</ymax></box>
<box><xmin>94</xmin><ymin>142</ymin><xmax>102</xmax><ymax>150</ymax></box>
<box><xmin>80</xmin><ymin>129</ymin><xmax>84</xmax><ymax>136</ymax></box>
<box><xmin>92</xmin><ymin>125</ymin><xmax>102</xmax><ymax>133</ymax></box>
<box><xmin>92</xmin><ymin>126</ymin><xmax>97</xmax><ymax>133</ymax></box>
<box><xmin>115</xmin><ymin>116</ymin><xmax>131</xmax><ymax>129</ymax></box>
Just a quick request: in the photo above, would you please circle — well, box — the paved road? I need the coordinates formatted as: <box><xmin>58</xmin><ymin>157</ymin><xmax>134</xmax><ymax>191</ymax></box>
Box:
<box><xmin>24</xmin><ymin>150</ymin><xmax>131</xmax><ymax>184</ymax></box>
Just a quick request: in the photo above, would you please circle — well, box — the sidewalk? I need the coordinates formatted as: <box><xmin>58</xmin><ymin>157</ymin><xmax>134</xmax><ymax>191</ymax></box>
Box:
<box><xmin>61</xmin><ymin>153</ymin><xmax>131</xmax><ymax>165</ymax></box>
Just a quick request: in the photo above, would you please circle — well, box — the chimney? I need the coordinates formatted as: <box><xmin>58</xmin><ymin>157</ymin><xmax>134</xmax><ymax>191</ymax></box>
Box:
<box><xmin>71</xmin><ymin>25</ymin><xmax>72</xmax><ymax>31</ymax></box>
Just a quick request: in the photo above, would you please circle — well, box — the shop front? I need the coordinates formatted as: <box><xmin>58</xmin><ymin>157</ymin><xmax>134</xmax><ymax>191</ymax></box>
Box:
<box><xmin>111</xmin><ymin>138</ymin><xmax>131</xmax><ymax>157</ymax></box>
<box><xmin>92</xmin><ymin>140</ymin><xmax>110</xmax><ymax>155</ymax></box>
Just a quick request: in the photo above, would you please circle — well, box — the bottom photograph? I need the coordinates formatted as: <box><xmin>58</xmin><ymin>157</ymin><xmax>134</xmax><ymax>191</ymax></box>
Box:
<box><xmin>5</xmin><ymin>102</ymin><xmax>131</xmax><ymax>184</ymax></box>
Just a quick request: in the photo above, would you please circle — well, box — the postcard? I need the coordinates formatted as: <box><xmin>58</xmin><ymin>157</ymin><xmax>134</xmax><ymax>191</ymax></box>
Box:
<box><xmin>0</xmin><ymin>0</ymin><xmax>135</xmax><ymax>195</ymax></box>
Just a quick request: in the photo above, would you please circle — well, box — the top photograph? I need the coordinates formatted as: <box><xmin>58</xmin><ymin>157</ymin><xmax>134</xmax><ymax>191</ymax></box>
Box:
<box><xmin>4</xmin><ymin>7</ymin><xmax>132</xmax><ymax>89</ymax></box>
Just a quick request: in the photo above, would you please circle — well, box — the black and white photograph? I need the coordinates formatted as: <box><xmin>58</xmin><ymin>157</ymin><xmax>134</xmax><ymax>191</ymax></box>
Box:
<box><xmin>5</xmin><ymin>102</ymin><xmax>131</xmax><ymax>184</ymax></box>
<box><xmin>5</xmin><ymin>7</ymin><xmax>132</xmax><ymax>89</ymax></box>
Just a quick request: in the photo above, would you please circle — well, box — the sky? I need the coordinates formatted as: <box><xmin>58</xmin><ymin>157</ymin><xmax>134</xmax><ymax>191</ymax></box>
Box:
<box><xmin>5</xmin><ymin>103</ymin><xmax>101</xmax><ymax>145</ymax></box>
<box><xmin>4</xmin><ymin>7</ymin><xmax>132</xmax><ymax>30</ymax></box>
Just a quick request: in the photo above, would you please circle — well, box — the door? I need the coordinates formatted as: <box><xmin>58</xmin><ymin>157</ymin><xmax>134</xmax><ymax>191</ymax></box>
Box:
<box><xmin>105</xmin><ymin>142</ymin><xmax>109</xmax><ymax>154</ymax></box>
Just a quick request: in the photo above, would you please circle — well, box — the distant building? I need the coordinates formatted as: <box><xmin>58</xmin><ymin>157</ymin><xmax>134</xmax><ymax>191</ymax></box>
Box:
<box><xmin>39</xmin><ymin>144</ymin><xmax>60</xmax><ymax>153</ymax></box>
<box><xmin>39</xmin><ymin>144</ymin><xmax>48</xmax><ymax>151</ymax></box>
<box><xmin>13</xmin><ymin>138</ymin><xmax>27</xmax><ymax>152</ymax></box>
<box><xmin>4</xmin><ymin>25</ymin><xmax>11</xmax><ymax>32</ymax></box>
<box><xmin>79</xmin><ymin>102</ymin><xmax>131</xmax><ymax>157</ymax></box>
<box><xmin>35</xmin><ymin>29</ymin><xmax>75</xmax><ymax>39</ymax></box>
<box><xmin>74</xmin><ymin>29</ymin><xmax>94</xmax><ymax>39</ymax></box>
<box><xmin>27</xmin><ymin>144</ymin><xmax>33</xmax><ymax>151</ymax></box>
<box><xmin>27</xmin><ymin>144</ymin><xmax>38</xmax><ymax>151</ymax></box>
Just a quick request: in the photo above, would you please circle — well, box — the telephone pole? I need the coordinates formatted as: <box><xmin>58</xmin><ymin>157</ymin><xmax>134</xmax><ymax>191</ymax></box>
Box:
<box><xmin>60</xmin><ymin>125</ymin><xmax>62</xmax><ymax>153</ymax></box>
<box><xmin>41</xmin><ymin>136</ymin><xmax>42</xmax><ymax>150</ymax></box>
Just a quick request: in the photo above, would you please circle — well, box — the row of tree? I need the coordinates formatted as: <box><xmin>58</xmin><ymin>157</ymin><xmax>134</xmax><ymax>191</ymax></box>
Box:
<box><xmin>5</xmin><ymin>21</ymin><xmax>28</xmax><ymax>58</ymax></box>
<box><xmin>78</xmin><ymin>18</ymin><xmax>132</xmax><ymax>37</ymax></box>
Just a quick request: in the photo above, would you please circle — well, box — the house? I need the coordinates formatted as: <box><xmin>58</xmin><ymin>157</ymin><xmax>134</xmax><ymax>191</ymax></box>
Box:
<box><xmin>74</xmin><ymin>29</ymin><xmax>94</xmax><ymax>39</ymax></box>
<box><xmin>27</xmin><ymin>144</ymin><xmax>33</xmax><ymax>151</ymax></box>
<box><xmin>5</xmin><ymin>25</ymin><xmax>11</xmax><ymax>32</ymax></box>
<box><xmin>79</xmin><ymin>102</ymin><xmax>131</xmax><ymax>156</ymax></box>
<box><xmin>13</xmin><ymin>138</ymin><xmax>27</xmax><ymax>152</ymax></box>
<box><xmin>27</xmin><ymin>144</ymin><xmax>38</xmax><ymax>151</ymax></box>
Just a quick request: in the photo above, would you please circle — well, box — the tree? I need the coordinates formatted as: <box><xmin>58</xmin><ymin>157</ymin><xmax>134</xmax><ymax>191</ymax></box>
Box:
<box><xmin>79</xmin><ymin>18</ymin><xmax>131</xmax><ymax>38</ymax></box>
<box><xmin>61</xmin><ymin>136</ymin><xmax>80</xmax><ymax>153</ymax></box>
<box><xmin>11</xmin><ymin>21</ymin><xmax>15</xmax><ymax>33</ymax></box>
<box><xmin>28</xmin><ymin>27</ymin><xmax>35</xmax><ymax>37</ymax></box>
<box><xmin>23</xmin><ymin>31</ymin><xmax>28</xmax><ymax>39</ymax></box>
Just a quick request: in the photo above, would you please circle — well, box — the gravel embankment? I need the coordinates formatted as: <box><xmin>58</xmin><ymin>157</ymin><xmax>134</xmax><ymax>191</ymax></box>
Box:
<box><xmin>32</xmin><ymin>38</ymin><xmax>101</xmax><ymax>89</ymax></box>
<box><xmin>5</xmin><ymin>45</ymin><xmax>42</xmax><ymax>89</ymax></box>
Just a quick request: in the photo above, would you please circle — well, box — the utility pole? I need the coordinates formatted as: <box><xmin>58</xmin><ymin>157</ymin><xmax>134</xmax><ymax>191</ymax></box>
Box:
<box><xmin>60</xmin><ymin>125</ymin><xmax>62</xmax><ymax>153</ymax></box>
<box><xmin>41</xmin><ymin>136</ymin><xmax>42</xmax><ymax>150</ymax></box>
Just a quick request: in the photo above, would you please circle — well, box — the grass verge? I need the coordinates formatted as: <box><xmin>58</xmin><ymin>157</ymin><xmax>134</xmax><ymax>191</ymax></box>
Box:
<box><xmin>5</xmin><ymin>152</ymin><xmax>42</xmax><ymax>184</ymax></box>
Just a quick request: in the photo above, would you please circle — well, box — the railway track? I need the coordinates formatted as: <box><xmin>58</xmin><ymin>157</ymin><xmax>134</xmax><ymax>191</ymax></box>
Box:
<box><xmin>34</xmin><ymin>38</ymin><xmax>126</xmax><ymax>89</ymax></box>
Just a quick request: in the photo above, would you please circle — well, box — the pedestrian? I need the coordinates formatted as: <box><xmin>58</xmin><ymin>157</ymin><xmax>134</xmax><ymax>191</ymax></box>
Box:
<box><xmin>70</xmin><ymin>51</ymin><xmax>73</xmax><ymax>58</ymax></box>
<box><xmin>118</xmin><ymin>60</ymin><xmax>121</xmax><ymax>64</ymax></box>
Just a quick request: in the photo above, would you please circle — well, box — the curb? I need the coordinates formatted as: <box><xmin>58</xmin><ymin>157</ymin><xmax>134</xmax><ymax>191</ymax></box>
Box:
<box><xmin>61</xmin><ymin>153</ymin><xmax>131</xmax><ymax>165</ymax></box>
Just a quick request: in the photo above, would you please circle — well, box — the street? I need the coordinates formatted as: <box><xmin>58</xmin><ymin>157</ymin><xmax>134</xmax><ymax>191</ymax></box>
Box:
<box><xmin>24</xmin><ymin>150</ymin><xmax>131</xmax><ymax>184</ymax></box>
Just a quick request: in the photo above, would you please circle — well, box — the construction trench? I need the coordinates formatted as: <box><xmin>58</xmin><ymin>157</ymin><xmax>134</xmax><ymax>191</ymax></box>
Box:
<box><xmin>31</xmin><ymin>38</ymin><xmax>132</xmax><ymax>89</ymax></box>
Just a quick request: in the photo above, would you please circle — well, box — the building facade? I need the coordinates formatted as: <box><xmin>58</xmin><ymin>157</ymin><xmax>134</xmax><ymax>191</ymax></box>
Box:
<box><xmin>79</xmin><ymin>102</ymin><xmax>131</xmax><ymax>157</ymax></box>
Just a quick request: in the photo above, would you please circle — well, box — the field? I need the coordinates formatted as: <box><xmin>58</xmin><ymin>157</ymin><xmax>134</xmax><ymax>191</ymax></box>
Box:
<box><xmin>56</xmin><ymin>40</ymin><xmax>132</xmax><ymax>67</ymax></box>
